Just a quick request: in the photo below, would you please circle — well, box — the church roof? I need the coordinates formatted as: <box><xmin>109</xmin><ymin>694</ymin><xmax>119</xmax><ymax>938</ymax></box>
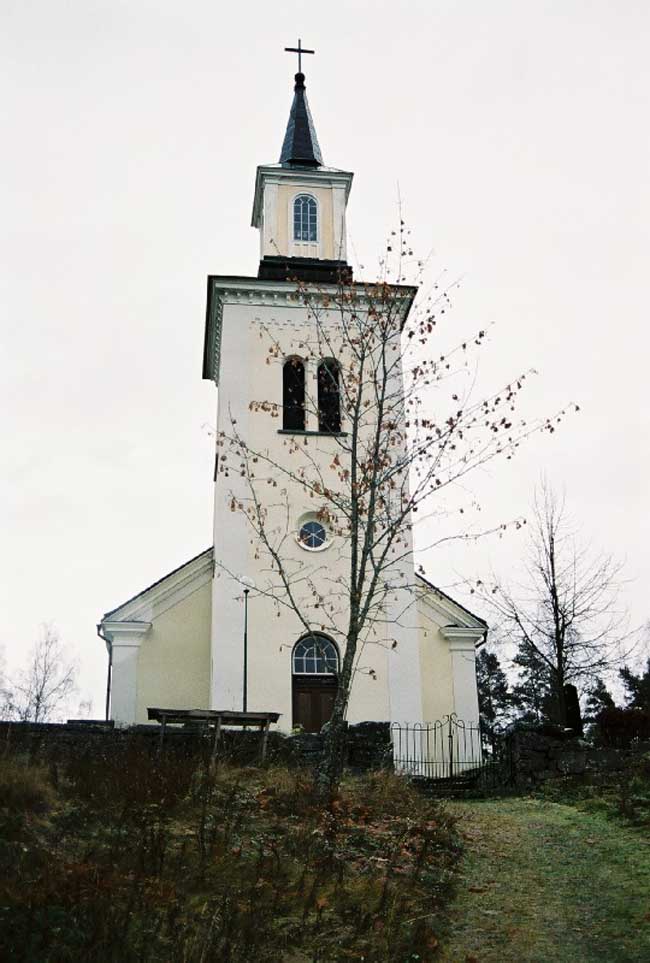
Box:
<box><xmin>279</xmin><ymin>72</ymin><xmax>323</xmax><ymax>167</ymax></box>
<box><xmin>101</xmin><ymin>547</ymin><xmax>213</xmax><ymax>621</ymax></box>
<box><xmin>416</xmin><ymin>572</ymin><xmax>488</xmax><ymax>634</ymax></box>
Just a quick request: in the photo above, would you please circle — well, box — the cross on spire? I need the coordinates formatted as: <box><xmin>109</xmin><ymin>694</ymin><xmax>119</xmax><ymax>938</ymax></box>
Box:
<box><xmin>284</xmin><ymin>38</ymin><xmax>315</xmax><ymax>74</ymax></box>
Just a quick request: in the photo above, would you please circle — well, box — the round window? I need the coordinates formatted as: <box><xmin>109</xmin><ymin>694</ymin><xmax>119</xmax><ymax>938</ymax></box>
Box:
<box><xmin>298</xmin><ymin>519</ymin><xmax>327</xmax><ymax>550</ymax></box>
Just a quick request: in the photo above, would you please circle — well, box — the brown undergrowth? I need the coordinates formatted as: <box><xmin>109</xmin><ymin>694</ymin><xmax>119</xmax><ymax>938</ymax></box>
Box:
<box><xmin>0</xmin><ymin>746</ymin><xmax>461</xmax><ymax>962</ymax></box>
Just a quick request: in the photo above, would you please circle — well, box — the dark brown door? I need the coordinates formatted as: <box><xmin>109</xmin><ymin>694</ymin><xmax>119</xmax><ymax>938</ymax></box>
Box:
<box><xmin>292</xmin><ymin>675</ymin><xmax>337</xmax><ymax>733</ymax></box>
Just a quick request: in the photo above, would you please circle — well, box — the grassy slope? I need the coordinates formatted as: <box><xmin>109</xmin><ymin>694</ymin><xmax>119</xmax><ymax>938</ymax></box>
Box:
<box><xmin>439</xmin><ymin>798</ymin><xmax>650</xmax><ymax>963</ymax></box>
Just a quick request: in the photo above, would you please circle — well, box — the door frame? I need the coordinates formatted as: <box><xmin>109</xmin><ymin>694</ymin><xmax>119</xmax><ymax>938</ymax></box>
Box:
<box><xmin>292</xmin><ymin>673</ymin><xmax>338</xmax><ymax>732</ymax></box>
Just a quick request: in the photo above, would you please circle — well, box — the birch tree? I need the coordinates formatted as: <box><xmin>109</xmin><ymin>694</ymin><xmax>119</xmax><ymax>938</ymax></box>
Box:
<box><xmin>6</xmin><ymin>625</ymin><xmax>78</xmax><ymax>723</ymax></box>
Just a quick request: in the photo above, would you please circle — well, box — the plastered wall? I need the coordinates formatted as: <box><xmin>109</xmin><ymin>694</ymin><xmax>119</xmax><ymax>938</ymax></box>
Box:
<box><xmin>135</xmin><ymin>581</ymin><xmax>211</xmax><ymax>723</ymax></box>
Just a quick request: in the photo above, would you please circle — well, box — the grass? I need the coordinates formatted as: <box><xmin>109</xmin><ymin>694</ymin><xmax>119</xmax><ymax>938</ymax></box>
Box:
<box><xmin>439</xmin><ymin>797</ymin><xmax>650</xmax><ymax>963</ymax></box>
<box><xmin>534</xmin><ymin>753</ymin><xmax>650</xmax><ymax>826</ymax></box>
<box><xmin>0</xmin><ymin>750</ymin><xmax>461</xmax><ymax>962</ymax></box>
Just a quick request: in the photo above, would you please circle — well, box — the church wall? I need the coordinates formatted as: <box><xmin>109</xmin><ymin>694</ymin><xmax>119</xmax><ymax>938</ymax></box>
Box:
<box><xmin>235</xmin><ymin>601</ymin><xmax>392</xmax><ymax>729</ymax></box>
<box><xmin>416</xmin><ymin>597</ymin><xmax>455</xmax><ymax>722</ymax></box>
<box><xmin>134</xmin><ymin>580</ymin><xmax>211</xmax><ymax>723</ymax></box>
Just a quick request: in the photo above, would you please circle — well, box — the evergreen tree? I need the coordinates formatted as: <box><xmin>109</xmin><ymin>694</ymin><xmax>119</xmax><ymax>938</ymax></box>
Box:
<box><xmin>476</xmin><ymin>649</ymin><xmax>512</xmax><ymax>740</ymax></box>
<box><xmin>584</xmin><ymin>676</ymin><xmax>616</xmax><ymax>723</ymax></box>
<box><xmin>620</xmin><ymin>658</ymin><xmax>650</xmax><ymax>710</ymax></box>
<box><xmin>511</xmin><ymin>637</ymin><xmax>557</xmax><ymax>724</ymax></box>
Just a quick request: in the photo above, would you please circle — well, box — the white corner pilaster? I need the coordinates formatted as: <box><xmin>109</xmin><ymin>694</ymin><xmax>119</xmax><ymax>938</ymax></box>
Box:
<box><xmin>262</xmin><ymin>181</ymin><xmax>279</xmax><ymax>258</ymax></box>
<box><xmin>332</xmin><ymin>184</ymin><xmax>347</xmax><ymax>261</ymax></box>
<box><xmin>440</xmin><ymin>626</ymin><xmax>484</xmax><ymax>725</ymax></box>
<box><xmin>102</xmin><ymin>621</ymin><xmax>151</xmax><ymax>726</ymax></box>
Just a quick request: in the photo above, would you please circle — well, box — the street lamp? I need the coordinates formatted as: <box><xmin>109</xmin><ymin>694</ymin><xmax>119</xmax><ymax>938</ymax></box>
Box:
<box><xmin>240</xmin><ymin>577</ymin><xmax>255</xmax><ymax>713</ymax></box>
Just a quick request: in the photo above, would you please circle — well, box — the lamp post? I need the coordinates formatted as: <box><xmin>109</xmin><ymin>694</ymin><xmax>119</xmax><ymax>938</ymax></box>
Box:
<box><xmin>243</xmin><ymin>588</ymin><xmax>249</xmax><ymax>713</ymax></box>
<box><xmin>240</xmin><ymin>577</ymin><xmax>255</xmax><ymax>713</ymax></box>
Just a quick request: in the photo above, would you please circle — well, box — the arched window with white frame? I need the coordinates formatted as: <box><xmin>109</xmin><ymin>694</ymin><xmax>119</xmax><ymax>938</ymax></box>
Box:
<box><xmin>292</xmin><ymin>193</ymin><xmax>318</xmax><ymax>257</ymax></box>
<box><xmin>293</xmin><ymin>634</ymin><xmax>339</xmax><ymax>675</ymax></box>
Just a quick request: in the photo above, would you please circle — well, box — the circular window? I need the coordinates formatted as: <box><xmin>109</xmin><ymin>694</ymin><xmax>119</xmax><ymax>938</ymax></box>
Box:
<box><xmin>298</xmin><ymin>519</ymin><xmax>327</xmax><ymax>550</ymax></box>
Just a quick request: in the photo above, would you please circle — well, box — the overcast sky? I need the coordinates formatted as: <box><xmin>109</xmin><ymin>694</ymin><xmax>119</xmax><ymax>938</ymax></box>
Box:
<box><xmin>2</xmin><ymin>0</ymin><xmax>648</xmax><ymax>713</ymax></box>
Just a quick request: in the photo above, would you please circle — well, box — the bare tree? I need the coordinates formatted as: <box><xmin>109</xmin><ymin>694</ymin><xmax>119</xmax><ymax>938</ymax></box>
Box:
<box><xmin>0</xmin><ymin>645</ymin><xmax>14</xmax><ymax>720</ymax></box>
<box><xmin>6</xmin><ymin>624</ymin><xmax>78</xmax><ymax>723</ymax></box>
<box><xmin>218</xmin><ymin>236</ymin><xmax>573</xmax><ymax>794</ymax></box>
<box><xmin>486</xmin><ymin>482</ymin><xmax>627</xmax><ymax>727</ymax></box>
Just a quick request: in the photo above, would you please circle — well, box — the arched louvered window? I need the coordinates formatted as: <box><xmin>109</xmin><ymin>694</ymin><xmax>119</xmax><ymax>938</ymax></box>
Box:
<box><xmin>292</xmin><ymin>635</ymin><xmax>339</xmax><ymax>675</ymax></box>
<box><xmin>283</xmin><ymin>357</ymin><xmax>305</xmax><ymax>431</ymax></box>
<box><xmin>293</xmin><ymin>194</ymin><xmax>318</xmax><ymax>243</ymax></box>
<box><xmin>317</xmin><ymin>360</ymin><xmax>341</xmax><ymax>433</ymax></box>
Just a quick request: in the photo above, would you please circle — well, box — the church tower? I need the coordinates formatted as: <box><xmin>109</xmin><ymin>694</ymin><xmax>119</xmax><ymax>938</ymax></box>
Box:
<box><xmin>202</xmin><ymin>59</ymin><xmax>429</xmax><ymax>731</ymax></box>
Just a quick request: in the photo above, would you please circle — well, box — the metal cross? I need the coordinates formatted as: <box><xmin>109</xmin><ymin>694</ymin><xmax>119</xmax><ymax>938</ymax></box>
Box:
<box><xmin>284</xmin><ymin>38</ymin><xmax>315</xmax><ymax>73</ymax></box>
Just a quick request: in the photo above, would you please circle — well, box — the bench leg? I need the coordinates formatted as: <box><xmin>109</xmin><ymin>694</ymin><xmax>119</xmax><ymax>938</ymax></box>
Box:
<box><xmin>260</xmin><ymin>720</ymin><xmax>270</xmax><ymax>763</ymax></box>
<box><xmin>209</xmin><ymin>718</ymin><xmax>222</xmax><ymax>773</ymax></box>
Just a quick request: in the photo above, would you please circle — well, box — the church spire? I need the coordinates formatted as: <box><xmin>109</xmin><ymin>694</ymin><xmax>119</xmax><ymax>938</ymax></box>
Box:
<box><xmin>279</xmin><ymin>70</ymin><xmax>323</xmax><ymax>168</ymax></box>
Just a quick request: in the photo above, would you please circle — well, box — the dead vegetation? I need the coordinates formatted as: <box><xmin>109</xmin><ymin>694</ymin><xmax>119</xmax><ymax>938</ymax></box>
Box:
<box><xmin>0</xmin><ymin>744</ymin><xmax>461</xmax><ymax>962</ymax></box>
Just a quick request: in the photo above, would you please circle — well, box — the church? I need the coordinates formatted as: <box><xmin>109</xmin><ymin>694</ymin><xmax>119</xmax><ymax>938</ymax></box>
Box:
<box><xmin>98</xmin><ymin>52</ymin><xmax>486</xmax><ymax>734</ymax></box>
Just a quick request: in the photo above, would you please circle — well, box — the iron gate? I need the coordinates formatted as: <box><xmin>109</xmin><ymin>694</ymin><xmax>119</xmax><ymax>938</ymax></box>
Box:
<box><xmin>390</xmin><ymin>716</ymin><xmax>514</xmax><ymax>795</ymax></box>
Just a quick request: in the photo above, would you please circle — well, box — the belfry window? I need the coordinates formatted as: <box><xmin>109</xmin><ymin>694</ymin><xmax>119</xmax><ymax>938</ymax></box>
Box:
<box><xmin>317</xmin><ymin>360</ymin><xmax>341</xmax><ymax>433</ymax></box>
<box><xmin>283</xmin><ymin>357</ymin><xmax>306</xmax><ymax>431</ymax></box>
<box><xmin>293</xmin><ymin>194</ymin><xmax>318</xmax><ymax>243</ymax></box>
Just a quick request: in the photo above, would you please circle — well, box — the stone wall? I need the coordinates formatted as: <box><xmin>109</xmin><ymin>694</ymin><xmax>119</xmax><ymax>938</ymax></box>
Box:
<box><xmin>0</xmin><ymin>719</ymin><xmax>394</xmax><ymax>774</ymax></box>
<box><xmin>508</xmin><ymin>724</ymin><xmax>587</xmax><ymax>787</ymax></box>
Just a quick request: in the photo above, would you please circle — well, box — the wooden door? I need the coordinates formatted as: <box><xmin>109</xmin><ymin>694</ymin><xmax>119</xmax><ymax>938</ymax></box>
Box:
<box><xmin>292</xmin><ymin>675</ymin><xmax>337</xmax><ymax>733</ymax></box>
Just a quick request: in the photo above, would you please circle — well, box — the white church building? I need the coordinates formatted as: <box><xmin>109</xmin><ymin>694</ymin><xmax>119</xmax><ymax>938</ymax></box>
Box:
<box><xmin>98</xmin><ymin>60</ymin><xmax>486</xmax><ymax>733</ymax></box>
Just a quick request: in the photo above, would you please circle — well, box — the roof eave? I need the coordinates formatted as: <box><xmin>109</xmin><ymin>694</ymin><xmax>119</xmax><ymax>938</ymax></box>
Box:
<box><xmin>416</xmin><ymin>572</ymin><xmax>489</xmax><ymax>631</ymax></box>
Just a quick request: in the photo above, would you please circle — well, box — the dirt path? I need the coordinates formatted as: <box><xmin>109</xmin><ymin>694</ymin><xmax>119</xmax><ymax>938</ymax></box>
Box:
<box><xmin>439</xmin><ymin>798</ymin><xmax>650</xmax><ymax>963</ymax></box>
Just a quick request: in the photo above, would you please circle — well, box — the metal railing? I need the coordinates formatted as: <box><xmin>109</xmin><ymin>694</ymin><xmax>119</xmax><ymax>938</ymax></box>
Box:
<box><xmin>391</xmin><ymin>716</ymin><xmax>514</xmax><ymax>792</ymax></box>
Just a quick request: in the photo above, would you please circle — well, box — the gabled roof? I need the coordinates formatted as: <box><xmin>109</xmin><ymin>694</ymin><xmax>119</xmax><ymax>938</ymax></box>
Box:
<box><xmin>416</xmin><ymin>572</ymin><xmax>488</xmax><ymax>631</ymax></box>
<box><xmin>279</xmin><ymin>72</ymin><xmax>323</xmax><ymax>167</ymax></box>
<box><xmin>101</xmin><ymin>548</ymin><xmax>213</xmax><ymax>623</ymax></box>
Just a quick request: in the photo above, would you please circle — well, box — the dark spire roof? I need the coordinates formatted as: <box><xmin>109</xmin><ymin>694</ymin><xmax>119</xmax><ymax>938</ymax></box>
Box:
<box><xmin>279</xmin><ymin>72</ymin><xmax>323</xmax><ymax>167</ymax></box>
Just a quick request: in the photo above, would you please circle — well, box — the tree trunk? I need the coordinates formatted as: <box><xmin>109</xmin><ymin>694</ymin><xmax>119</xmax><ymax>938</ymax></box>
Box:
<box><xmin>315</xmin><ymin>715</ymin><xmax>349</xmax><ymax>800</ymax></box>
<box><xmin>315</xmin><ymin>628</ymin><xmax>358</xmax><ymax>800</ymax></box>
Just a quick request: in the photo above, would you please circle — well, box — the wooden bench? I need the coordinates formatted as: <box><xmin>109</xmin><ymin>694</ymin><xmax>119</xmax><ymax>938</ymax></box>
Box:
<box><xmin>147</xmin><ymin>707</ymin><xmax>281</xmax><ymax>763</ymax></box>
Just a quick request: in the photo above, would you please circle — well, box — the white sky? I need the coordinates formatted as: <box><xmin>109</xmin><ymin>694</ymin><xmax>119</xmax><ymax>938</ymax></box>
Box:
<box><xmin>2</xmin><ymin>0</ymin><xmax>648</xmax><ymax>713</ymax></box>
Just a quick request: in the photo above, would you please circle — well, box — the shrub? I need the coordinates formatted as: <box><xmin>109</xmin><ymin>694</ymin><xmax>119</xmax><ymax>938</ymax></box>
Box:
<box><xmin>341</xmin><ymin>767</ymin><xmax>433</xmax><ymax>818</ymax></box>
<box><xmin>595</xmin><ymin>707</ymin><xmax>650</xmax><ymax>748</ymax></box>
<box><xmin>0</xmin><ymin>760</ymin><xmax>55</xmax><ymax>814</ymax></box>
<box><xmin>617</xmin><ymin>752</ymin><xmax>650</xmax><ymax>823</ymax></box>
<box><xmin>0</xmin><ymin>756</ymin><xmax>461</xmax><ymax>962</ymax></box>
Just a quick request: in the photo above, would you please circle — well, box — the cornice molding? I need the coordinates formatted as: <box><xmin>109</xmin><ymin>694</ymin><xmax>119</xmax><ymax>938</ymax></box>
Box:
<box><xmin>203</xmin><ymin>275</ymin><xmax>417</xmax><ymax>384</ymax></box>
<box><xmin>102</xmin><ymin>621</ymin><xmax>152</xmax><ymax>647</ymax></box>
<box><xmin>440</xmin><ymin>626</ymin><xmax>486</xmax><ymax>649</ymax></box>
